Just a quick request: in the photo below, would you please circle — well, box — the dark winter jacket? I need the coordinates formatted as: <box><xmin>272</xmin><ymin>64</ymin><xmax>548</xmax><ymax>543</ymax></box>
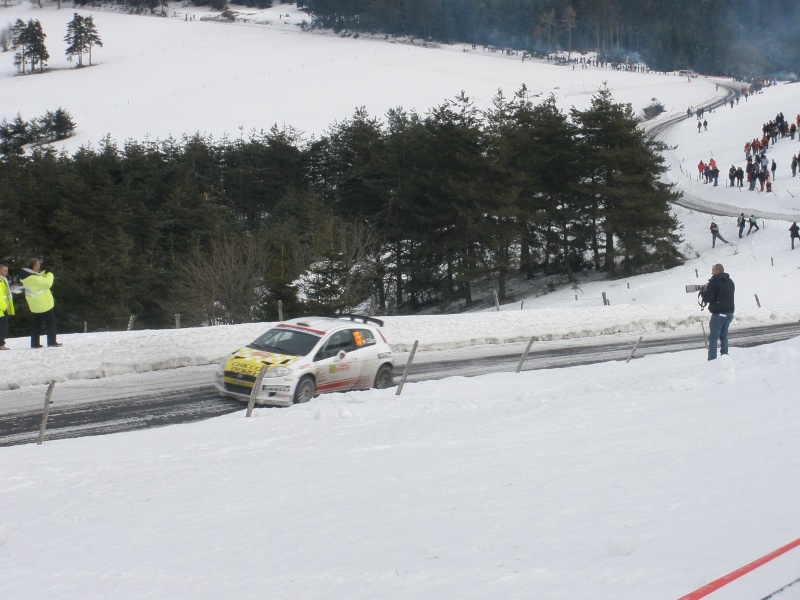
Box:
<box><xmin>700</xmin><ymin>272</ymin><xmax>735</xmax><ymax>314</ymax></box>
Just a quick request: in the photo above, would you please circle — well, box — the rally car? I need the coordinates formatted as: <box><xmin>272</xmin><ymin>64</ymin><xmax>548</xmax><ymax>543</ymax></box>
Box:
<box><xmin>214</xmin><ymin>315</ymin><xmax>394</xmax><ymax>407</ymax></box>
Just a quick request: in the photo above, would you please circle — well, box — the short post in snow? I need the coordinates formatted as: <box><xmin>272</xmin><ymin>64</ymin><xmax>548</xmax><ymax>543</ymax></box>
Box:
<box><xmin>602</xmin><ymin>292</ymin><xmax>608</xmax><ymax>306</ymax></box>
<box><xmin>695</xmin><ymin>268</ymin><xmax>698</xmax><ymax>278</ymax></box>
<box><xmin>520</xmin><ymin>301</ymin><xmax>524</xmax><ymax>310</ymax></box>
<box><xmin>127</xmin><ymin>315</ymin><xmax>136</xmax><ymax>331</ymax></box>
<box><xmin>83</xmin><ymin>321</ymin><xmax>88</xmax><ymax>333</ymax></box>
<box><xmin>174</xmin><ymin>313</ymin><xmax>181</xmax><ymax>329</ymax></box>
<box><xmin>627</xmin><ymin>282</ymin><xmax>630</xmax><ymax>289</ymax></box>
<box><xmin>754</xmin><ymin>294</ymin><xmax>761</xmax><ymax>308</ymax></box>
<box><xmin>575</xmin><ymin>295</ymin><xmax>578</xmax><ymax>301</ymax></box>
<box><xmin>701</xmin><ymin>322</ymin><xmax>708</xmax><ymax>349</ymax></box>
<box><xmin>37</xmin><ymin>380</ymin><xmax>57</xmax><ymax>445</ymax></box>
<box><xmin>246</xmin><ymin>366</ymin><xmax>269</xmax><ymax>418</ymax></box>
<box><xmin>626</xmin><ymin>336</ymin><xmax>643</xmax><ymax>363</ymax></box>
<box><xmin>771</xmin><ymin>257</ymin><xmax>774</xmax><ymax>267</ymax></box>
<box><xmin>395</xmin><ymin>340</ymin><xmax>419</xmax><ymax>396</ymax></box>
<box><xmin>278</xmin><ymin>300</ymin><xmax>284</xmax><ymax>322</ymax></box>
<box><xmin>516</xmin><ymin>336</ymin><xmax>536</xmax><ymax>373</ymax></box>
<box><xmin>493</xmin><ymin>290</ymin><xmax>500</xmax><ymax>311</ymax></box>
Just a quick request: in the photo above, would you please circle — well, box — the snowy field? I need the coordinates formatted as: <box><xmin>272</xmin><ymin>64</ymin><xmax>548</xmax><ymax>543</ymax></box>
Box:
<box><xmin>2</xmin><ymin>3</ymin><xmax>800</xmax><ymax>599</ymax></box>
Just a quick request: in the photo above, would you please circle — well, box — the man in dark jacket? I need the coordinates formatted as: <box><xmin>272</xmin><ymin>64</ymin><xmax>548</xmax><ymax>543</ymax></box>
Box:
<box><xmin>700</xmin><ymin>264</ymin><xmax>735</xmax><ymax>360</ymax></box>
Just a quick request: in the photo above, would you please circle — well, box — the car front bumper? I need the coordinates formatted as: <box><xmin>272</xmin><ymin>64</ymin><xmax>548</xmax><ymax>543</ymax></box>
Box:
<box><xmin>214</xmin><ymin>372</ymin><xmax>295</xmax><ymax>407</ymax></box>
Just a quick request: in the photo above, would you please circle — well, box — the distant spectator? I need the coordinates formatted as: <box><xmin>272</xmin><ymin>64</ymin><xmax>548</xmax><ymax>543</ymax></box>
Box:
<box><xmin>710</xmin><ymin>221</ymin><xmax>728</xmax><ymax>247</ymax></box>
<box><xmin>791</xmin><ymin>222</ymin><xmax>800</xmax><ymax>250</ymax></box>
<box><xmin>747</xmin><ymin>215</ymin><xmax>760</xmax><ymax>235</ymax></box>
<box><xmin>792</xmin><ymin>155</ymin><xmax>798</xmax><ymax>178</ymax></box>
<box><xmin>771</xmin><ymin>159</ymin><xmax>777</xmax><ymax>180</ymax></box>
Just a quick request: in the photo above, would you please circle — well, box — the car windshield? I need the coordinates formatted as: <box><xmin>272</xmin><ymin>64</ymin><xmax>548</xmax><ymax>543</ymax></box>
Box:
<box><xmin>249</xmin><ymin>328</ymin><xmax>320</xmax><ymax>357</ymax></box>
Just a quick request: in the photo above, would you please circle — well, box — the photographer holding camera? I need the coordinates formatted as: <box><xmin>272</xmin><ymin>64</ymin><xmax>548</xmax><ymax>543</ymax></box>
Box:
<box><xmin>699</xmin><ymin>263</ymin><xmax>735</xmax><ymax>361</ymax></box>
<box><xmin>20</xmin><ymin>258</ymin><xmax>62</xmax><ymax>349</ymax></box>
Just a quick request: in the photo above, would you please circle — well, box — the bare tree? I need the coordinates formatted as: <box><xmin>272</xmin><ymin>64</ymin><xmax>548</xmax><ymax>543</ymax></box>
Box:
<box><xmin>1</xmin><ymin>24</ymin><xmax>11</xmax><ymax>52</ymax></box>
<box><xmin>561</xmin><ymin>5</ymin><xmax>577</xmax><ymax>60</ymax></box>
<box><xmin>297</xmin><ymin>219</ymin><xmax>380</xmax><ymax>315</ymax></box>
<box><xmin>540</xmin><ymin>9</ymin><xmax>557</xmax><ymax>54</ymax></box>
<box><xmin>167</xmin><ymin>236</ymin><xmax>274</xmax><ymax>326</ymax></box>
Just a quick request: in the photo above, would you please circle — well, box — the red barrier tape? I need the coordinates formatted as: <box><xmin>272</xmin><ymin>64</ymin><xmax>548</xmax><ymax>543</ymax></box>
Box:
<box><xmin>678</xmin><ymin>537</ymin><xmax>800</xmax><ymax>600</ymax></box>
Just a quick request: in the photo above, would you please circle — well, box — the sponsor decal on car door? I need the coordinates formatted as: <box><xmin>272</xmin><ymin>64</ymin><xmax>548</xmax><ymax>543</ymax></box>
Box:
<box><xmin>314</xmin><ymin>330</ymin><xmax>362</xmax><ymax>392</ymax></box>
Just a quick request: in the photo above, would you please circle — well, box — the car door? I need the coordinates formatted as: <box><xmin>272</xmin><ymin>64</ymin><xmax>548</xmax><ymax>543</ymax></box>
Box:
<box><xmin>313</xmin><ymin>329</ymin><xmax>363</xmax><ymax>393</ymax></box>
<box><xmin>350</xmin><ymin>327</ymin><xmax>381</xmax><ymax>389</ymax></box>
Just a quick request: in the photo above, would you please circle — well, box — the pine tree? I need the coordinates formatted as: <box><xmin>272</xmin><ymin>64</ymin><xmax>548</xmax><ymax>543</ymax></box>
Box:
<box><xmin>572</xmin><ymin>87</ymin><xmax>683</xmax><ymax>276</ymax></box>
<box><xmin>52</xmin><ymin>108</ymin><xmax>76</xmax><ymax>140</ymax></box>
<box><xmin>11</xmin><ymin>19</ymin><xmax>30</xmax><ymax>74</ymax></box>
<box><xmin>64</xmin><ymin>13</ymin><xmax>86</xmax><ymax>67</ymax></box>
<box><xmin>84</xmin><ymin>16</ymin><xmax>102</xmax><ymax>66</ymax></box>
<box><xmin>64</xmin><ymin>13</ymin><xmax>102</xmax><ymax>67</ymax></box>
<box><xmin>26</xmin><ymin>20</ymin><xmax>48</xmax><ymax>72</ymax></box>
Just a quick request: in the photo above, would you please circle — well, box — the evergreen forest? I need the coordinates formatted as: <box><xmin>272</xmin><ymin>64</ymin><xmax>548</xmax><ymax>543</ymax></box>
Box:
<box><xmin>295</xmin><ymin>0</ymin><xmax>800</xmax><ymax>78</ymax></box>
<box><xmin>0</xmin><ymin>88</ymin><xmax>683</xmax><ymax>334</ymax></box>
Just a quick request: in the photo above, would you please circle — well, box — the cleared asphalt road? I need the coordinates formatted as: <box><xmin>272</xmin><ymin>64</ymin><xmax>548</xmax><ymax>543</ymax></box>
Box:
<box><xmin>2</xmin><ymin>322</ymin><xmax>799</xmax><ymax>447</ymax></box>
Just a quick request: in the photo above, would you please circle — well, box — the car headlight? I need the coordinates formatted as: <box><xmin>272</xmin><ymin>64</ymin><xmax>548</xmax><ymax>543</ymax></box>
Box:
<box><xmin>264</xmin><ymin>366</ymin><xmax>290</xmax><ymax>378</ymax></box>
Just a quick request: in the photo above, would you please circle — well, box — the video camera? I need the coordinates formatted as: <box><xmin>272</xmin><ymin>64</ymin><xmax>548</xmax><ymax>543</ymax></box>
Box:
<box><xmin>685</xmin><ymin>284</ymin><xmax>706</xmax><ymax>293</ymax></box>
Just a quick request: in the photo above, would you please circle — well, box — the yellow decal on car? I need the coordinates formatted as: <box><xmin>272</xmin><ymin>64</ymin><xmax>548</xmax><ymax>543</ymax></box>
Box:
<box><xmin>224</xmin><ymin>348</ymin><xmax>300</xmax><ymax>377</ymax></box>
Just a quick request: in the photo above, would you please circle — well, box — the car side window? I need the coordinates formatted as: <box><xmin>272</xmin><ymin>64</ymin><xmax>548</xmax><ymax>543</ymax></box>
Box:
<box><xmin>353</xmin><ymin>328</ymin><xmax>376</xmax><ymax>348</ymax></box>
<box><xmin>315</xmin><ymin>330</ymin><xmax>356</xmax><ymax>361</ymax></box>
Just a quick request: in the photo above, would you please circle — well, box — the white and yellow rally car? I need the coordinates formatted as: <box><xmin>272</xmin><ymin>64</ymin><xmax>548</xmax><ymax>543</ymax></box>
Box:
<box><xmin>214</xmin><ymin>315</ymin><xmax>394</xmax><ymax>406</ymax></box>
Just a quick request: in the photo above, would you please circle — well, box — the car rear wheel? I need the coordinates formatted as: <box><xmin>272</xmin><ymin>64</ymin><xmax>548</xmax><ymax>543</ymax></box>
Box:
<box><xmin>373</xmin><ymin>364</ymin><xmax>394</xmax><ymax>389</ymax></box>
<box><xmin>293</xmin><ymin>376</ymin><xmax>316</xmax><ymax>404</ymax></box>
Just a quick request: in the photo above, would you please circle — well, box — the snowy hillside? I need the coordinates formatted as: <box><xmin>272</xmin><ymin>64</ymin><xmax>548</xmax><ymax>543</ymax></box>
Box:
<box><xmin>2</xmin><ymin>4</ymin><xmax>800</xmax><ymax>600</ymax></box>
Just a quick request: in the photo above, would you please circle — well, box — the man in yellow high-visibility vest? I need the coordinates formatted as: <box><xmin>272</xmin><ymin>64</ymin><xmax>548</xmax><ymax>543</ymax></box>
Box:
<box><xmin>0</xmin><ymin>263</ymin><xmax>14</xmax><ymax>350</ymax></box>
<box><xmin>20</xmin><ymin>258</ymin><xmax>61</xmax><ymax>349</ymax></box>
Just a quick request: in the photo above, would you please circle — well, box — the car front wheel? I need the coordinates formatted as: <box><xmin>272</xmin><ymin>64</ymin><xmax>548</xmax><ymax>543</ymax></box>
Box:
<box><xmin>293</xmin><ymin>376</ymin><xmax>316</xmax><ymax>404</ymax></box>
<box><xmin>373</xmin><ymin>364</ymin><xmax>394</xmax><ymax>389</ymax></box>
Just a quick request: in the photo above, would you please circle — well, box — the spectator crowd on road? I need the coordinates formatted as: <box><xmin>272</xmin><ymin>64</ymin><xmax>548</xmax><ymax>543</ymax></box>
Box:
<box><xmin>692</xmin><ymin>86</ymin><xmax>800</xmax><ymax>249</ymax></box>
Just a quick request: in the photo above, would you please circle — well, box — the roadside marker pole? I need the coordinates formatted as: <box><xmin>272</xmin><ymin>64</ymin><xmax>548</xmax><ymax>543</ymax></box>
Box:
<box><xmin>37</xmin><ymin>381</ymin><xmax>56</xmax><ymax>445</ymax></box>
<box><xmin>246</xmin><ymin>366</ymin><xmax>268</xmax><ymax>418</ymax></box>
<box><xmin>516</xmin><ymin>337</ymin><xmax>536</xmax><ymax>373</ymax></box>
<box><xmin>626</xmin><ymin>336</ymin><xmax>643</xmax><ymax>363</ymax></box>
<box><xmin>395</xmin><ymin>340</ymin><xmax>419</xmax><ymax>396</ymax></box>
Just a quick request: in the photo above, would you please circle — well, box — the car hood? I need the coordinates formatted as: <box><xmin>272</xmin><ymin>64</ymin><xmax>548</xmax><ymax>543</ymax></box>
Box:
<box><xmin>223</xmin><ymin>347</ymin><xmax>302</xmax><ymax>378</ymax></box>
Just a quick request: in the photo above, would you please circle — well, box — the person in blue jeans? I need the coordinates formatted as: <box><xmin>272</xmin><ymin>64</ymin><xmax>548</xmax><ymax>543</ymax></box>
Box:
<box><xmin>700</xmin><ymin>264</ymin><xmax>735</xmax><ymax>360</ymax></box>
